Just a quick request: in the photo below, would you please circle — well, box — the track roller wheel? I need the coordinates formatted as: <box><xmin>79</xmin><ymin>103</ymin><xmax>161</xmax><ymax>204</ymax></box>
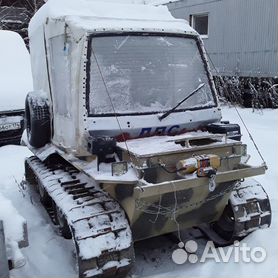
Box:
<box><xmin>201</xmin><ymin>180</ymin><xmax>271</xmax><ymax>247</ymax></box>
<box><xmin>54</xmin><ymin>204</ymin><xmax>72</xmax><ymax>239</ymax></box>
<box><xmin>37</xmin><ymin>182</ymin><xmax>52</xmax><ymax>207</ymax></box>
<box><xmin>211</xmin><ymin>202</ymin><xmax>239</xmax><ymax>244</ymax></box>
<box><xmin>25</xmin><ymin>159</ymin><xmax>36</xmax><ymax>185</ymax></box>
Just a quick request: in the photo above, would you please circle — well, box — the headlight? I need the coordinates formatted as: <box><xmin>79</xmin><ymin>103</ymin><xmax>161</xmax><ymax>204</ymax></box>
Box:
<box><xmin>112</xmin><ymin>161</ymin><xmax>128</xmax><ymax>176</ymax></box>
<box><xmin>240</xmin><ymin>144</ymin><xmax>250</xmax><ymax>164</ymax></box>
<box><xmin>241</xmin><ymin>144</ymin><xmax>248</xmax><ymax>156</ymax></box>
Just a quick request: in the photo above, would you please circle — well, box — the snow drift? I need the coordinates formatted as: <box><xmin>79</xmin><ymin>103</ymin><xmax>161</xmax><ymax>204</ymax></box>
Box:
<box><xmin>0</xmin><ymin>31</ymin><xmax>33</xmax><ymax>111</ymax></box>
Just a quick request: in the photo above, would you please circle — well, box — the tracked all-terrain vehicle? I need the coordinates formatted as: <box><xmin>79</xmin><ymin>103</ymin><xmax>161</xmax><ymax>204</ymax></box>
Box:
<box><xmin>24</xmin><ymin>0</ymin><xmax>271</xmax><ymax>277</ymax></box>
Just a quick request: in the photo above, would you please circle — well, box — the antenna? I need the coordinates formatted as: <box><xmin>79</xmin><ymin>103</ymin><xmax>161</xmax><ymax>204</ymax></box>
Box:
<box><xmin>204</xmin><ymin>46</ymin><xmax>267</xmax><ymax>168</ymax></box>
<box><xmin>90</xmin><ymin>46</ymin><xmax>132</xmax><ymax>154</ymax></box>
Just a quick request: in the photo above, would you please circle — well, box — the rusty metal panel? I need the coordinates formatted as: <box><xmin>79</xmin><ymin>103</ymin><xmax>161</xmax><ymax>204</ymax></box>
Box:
<box><xmin>166</xmin><ymin>0</ymin><xmax>278</xmax><ymax>78</ymax></box>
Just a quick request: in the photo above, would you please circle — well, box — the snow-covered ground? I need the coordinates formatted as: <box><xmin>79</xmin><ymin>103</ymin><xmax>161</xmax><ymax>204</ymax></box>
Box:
<box><xmin>0</xmin><ymin>106</ymin><xmax>277</xmax><ymax>278</ymax></box>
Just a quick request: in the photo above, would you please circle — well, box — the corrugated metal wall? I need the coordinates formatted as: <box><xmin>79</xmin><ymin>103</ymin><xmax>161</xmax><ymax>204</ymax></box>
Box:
<box><xmin>166</xmin><ymin>0</ymin><xmax>278</xmax><ymax>77</ymax></box>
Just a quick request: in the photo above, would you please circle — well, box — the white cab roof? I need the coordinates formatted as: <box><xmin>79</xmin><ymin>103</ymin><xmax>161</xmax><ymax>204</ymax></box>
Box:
<box><xmin>29</xmin><ymin>0</ymin><xmax>196</xmax><ymax>36</ymax></box>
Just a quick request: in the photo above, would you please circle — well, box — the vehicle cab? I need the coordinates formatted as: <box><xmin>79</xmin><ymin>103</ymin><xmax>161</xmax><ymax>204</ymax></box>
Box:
<box><xmin>28</xmin><ymin>0</ymin><xmax>221</xmax><ymax>155</ymax></box>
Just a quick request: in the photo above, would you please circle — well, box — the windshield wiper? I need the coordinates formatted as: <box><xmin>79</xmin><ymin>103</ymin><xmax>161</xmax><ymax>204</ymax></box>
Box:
<box><xmin>158</xmin><ymin>83</ymin><xmax>205</xmax><ymax>121</ymax></box>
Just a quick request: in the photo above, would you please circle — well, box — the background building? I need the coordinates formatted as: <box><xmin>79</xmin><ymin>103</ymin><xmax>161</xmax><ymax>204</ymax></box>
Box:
<box><xmin>1</xmin><ymin>0</ymin><xmax>277</xmax><ymax>107</ymax></box>
<box><xmin>163</xmin><ymin>0</ymin><xmax>278</xmax><ymax>107</ymax></box>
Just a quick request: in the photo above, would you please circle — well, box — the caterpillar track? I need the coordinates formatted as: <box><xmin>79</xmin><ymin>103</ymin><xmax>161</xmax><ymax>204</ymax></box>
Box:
<box><xmin>199</xmin><ymin>180</ymin><xmax>271</xmax><ymax>246</ymax></box>
<box><xmin>25</xmin><ymin>156</ymin><xmax>134</xmax><ymax>278</ymax></box>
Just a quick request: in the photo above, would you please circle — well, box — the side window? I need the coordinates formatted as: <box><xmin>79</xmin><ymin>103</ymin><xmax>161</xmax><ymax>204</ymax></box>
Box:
<box><xmin>49</xmin><ymin>35</ymin><xmax>71</xmax><ymax>117</ymax></box>
<box><xmin>190</xmin><ymin>13</ymin><xmax>209</xmax><ymax>38</ymax></box>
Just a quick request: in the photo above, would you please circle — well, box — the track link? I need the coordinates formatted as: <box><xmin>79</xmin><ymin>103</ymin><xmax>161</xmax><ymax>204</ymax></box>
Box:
<box><xmin>25</xmin><ymin>156</ymin><xmax>134</xmax><ymax>278</ymax></box>
<box><xmin>199</xmin><ymin>179</ymin><xmax>271</xmax><ymax>246</ymax></box>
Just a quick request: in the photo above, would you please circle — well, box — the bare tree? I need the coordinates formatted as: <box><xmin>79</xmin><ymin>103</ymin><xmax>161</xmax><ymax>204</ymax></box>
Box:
<box><xmin>0</xmin><ymin>0</ymin><xmax>45</xmax><ymax>46</ymax></box>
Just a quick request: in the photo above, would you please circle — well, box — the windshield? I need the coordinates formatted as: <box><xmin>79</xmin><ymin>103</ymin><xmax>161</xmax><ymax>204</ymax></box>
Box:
<box><xmin>88</xmin><ymin>35</ymin><xmax>216</xmax><ymax>115</ymax></box>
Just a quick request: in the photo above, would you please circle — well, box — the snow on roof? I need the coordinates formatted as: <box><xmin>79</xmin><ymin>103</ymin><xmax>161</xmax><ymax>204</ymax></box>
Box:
<box><xmin>0</xmin><ymin>31</ymin><xmax>33</xmax><ymax>111</ymax></box>
<box><xmin>29</xmin><ymin>0</ymin><xmax>194</xmax><ymax>36</ymax></box>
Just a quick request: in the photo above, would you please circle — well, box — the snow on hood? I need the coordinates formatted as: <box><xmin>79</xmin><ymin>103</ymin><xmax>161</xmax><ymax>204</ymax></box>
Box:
<box><xmin>29</xmin><ymin>0</ymin><xmax>193</xmax><ymax>36</ymax></box>
<box><xmin>0</xmin><ymin>31</ymin><xmax>33</xmax><ymax>111</ymax></box>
